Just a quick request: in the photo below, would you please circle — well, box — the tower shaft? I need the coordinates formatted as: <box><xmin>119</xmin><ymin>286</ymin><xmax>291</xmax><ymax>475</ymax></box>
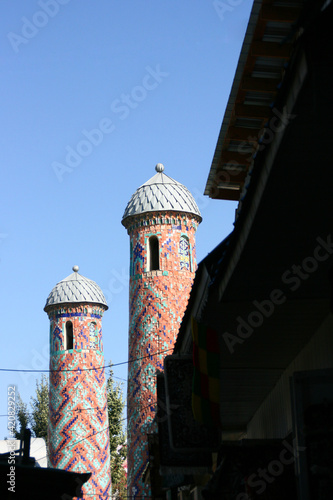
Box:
<box><xmin>126</xmin><ymin>211</ymin><xmax>199</xmax><ymax>497</ymax></box>
<box><xmin>46</xmin><ymin>290</ymin><xmax>111</xmax><ymax>500</ymax></box>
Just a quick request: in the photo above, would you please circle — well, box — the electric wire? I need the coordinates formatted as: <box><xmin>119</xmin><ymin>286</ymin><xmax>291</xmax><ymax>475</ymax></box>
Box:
<box><xmin>3</xmin><ymin>349</ymin><xmax>171</xmax><ymax>475</ymax></box>
<box><xmin>36</xmin><ymin>401</ymin><xmax>156</xmax><ymax>462</ymax></box>
<box><xmin>0</xmin><ymin>347</ymin><xmax>173</xmax><ymax>373</ymax></box>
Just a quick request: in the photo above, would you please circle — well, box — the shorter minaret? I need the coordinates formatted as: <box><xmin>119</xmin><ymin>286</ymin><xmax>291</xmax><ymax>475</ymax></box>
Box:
<box><xmin>44</xmin><ymin>266</ymin><xmax>111</xmax><ymax>500</ymax></box>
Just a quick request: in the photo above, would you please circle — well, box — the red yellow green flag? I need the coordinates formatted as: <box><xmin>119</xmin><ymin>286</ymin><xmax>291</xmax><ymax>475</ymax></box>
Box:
<box><xmin>192</xmin><ymin>317</ymin><xmax>222</xmax><ymax>428</ymax></box>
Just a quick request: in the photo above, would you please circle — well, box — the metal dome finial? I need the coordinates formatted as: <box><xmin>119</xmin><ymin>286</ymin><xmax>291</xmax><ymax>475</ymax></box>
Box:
<box><xmin>44</xmin><ymin>267</ymin><xmax>108</xmax><ymax>311</ymax></box>
<box><xmin>155</xmin><ymin>163</ymin><xmax>164</xmax><ymax>173</ymax></box>
<box><xmin>121</xmin><ymin>164</ymin><xmax>202</xmax><ymax>225</ymax></box>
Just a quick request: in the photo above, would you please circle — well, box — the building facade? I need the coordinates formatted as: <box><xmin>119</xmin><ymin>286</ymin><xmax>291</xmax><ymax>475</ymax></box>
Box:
<box><xmin>44</xmin><ymin>266</ymin><xmax>111</xmax><ymax>500</ymax></box>
<box><xmin>122</xmin><ymin>164</ymin><xmax>201</xmax><ymax>498</ymax></box>
<box><xmin>153</xmin><ymin>1</ymin><xmax>333</xmax><ymax>498</ymax></box>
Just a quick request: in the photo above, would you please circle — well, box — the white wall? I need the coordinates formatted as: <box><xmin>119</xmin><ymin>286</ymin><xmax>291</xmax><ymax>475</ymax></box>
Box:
<box><xmin>0</xmin><ymin>437</ymin><xmax>47</xmax><ymax>467</ymax></box>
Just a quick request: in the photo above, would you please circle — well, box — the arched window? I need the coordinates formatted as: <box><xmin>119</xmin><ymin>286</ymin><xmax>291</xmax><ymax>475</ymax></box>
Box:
<box><xmin>148</xmin><ymin>236</ymin><xmax>159</xmax><ymax>271</ymax></box>
<box><xmin>65</xmin><ymin>321</ymin><xmax>73</xmax><ymax>350</ymax></box>
<box><xmin>179</xmin><ymin>236</ymin><xmax>190</xmax><ymax>271</ymax></box>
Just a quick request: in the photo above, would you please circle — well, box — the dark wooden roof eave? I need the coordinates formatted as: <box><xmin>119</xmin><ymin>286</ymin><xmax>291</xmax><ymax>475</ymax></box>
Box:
<box><xmin>205</xmin><ymin>0</ymin><xmax>302</xmax><ymax>201</ymax></box>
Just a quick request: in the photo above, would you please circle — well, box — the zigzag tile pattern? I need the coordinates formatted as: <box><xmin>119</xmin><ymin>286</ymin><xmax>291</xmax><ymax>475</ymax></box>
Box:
<box><xmin>126</xmin><ymin>212</ymin><xmax>199</xmax><ymax>498</ymax></box>
<box><xmin>47</xmin><ymin>305</ymin><xmax>111</xmax><ymax>500</ymax></box>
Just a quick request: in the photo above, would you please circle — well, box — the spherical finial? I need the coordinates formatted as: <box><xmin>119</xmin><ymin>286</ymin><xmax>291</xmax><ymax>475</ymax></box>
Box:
<box><xmin>155</xmin><ymin>163</ymin><xmax>164</xmax><ymax>173</ymax></box>
<box><xmin>72</xmin><ymin>265</ymin><xmax>79</xmax><ymax>273</ymax></box>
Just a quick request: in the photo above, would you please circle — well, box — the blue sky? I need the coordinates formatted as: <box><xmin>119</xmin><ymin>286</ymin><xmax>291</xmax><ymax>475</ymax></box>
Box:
<box><xmin>0</xmin><ymin>0</ymin><xmax>253</xmax><ymax>438</ymax></box>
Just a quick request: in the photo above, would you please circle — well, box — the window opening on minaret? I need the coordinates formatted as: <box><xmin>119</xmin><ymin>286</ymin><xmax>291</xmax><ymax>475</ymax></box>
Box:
<box><xmin>65</xmin><ymin>321</ymin><xmax>73</xmax><ymax>350</ymax></box>
<box><xmin>179</xmin><ymin>236</ymin><xmax>190</xmax><ymax>270</ymax></box>
<box><xmin>148</xmin><ymin>236</ymin><xmax>159</xmax><ymax>271</ymax></box>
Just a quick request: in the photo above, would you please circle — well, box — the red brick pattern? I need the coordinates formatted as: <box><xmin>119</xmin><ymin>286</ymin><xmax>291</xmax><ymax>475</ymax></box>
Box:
<box><xmin>124</xmin><ymin>211</ymin><xmax>200</xmax><ymax>498</ymax></box>
<box><xmin>47</xmin><ymin>304</ymin><xmax>111</xmax><ymax>499</ymax></box>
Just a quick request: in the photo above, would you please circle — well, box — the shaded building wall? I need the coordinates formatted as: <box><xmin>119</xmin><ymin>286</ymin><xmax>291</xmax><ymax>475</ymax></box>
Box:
<box><xmin>47</xmin><ymin>304</ymin><xmax>111</xmax><ymax>500</ymax></box>
<box><xmin>246</xmin><ymin>315</ymin><xmax>333</xmax><ymax>440</ymax></box>
<box><xmin>125</xmin><ymin>211</ymin><xmax>199</xmax><ymax>498</ymax></box>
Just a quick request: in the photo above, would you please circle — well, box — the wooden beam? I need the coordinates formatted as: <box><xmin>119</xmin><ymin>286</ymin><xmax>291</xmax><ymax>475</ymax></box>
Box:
<box><xmin>227</xmin><ymin>126</ymin><xmax>261</xmax><ymax>142</ymax></box>
<box><xmin>220</xmin><ymin>151</ymin><xmax>252</xmax><ymax>166</ymax></box>
<box><xmin>261</xmin><ymin>5</ymin><xmax>301</xmax><ymax>23</ymax></box>
<box><xmin>251</xmin><ymin>41</ymin><xmax>292</xmax><ymax>58</ymax></box>
<box><xmin>209</xmin><ymin>187</ymin><xmax>240</xmax><ymax>201</ymax></box>
<box><xmin>214</xmin><ymin>169</ymin><xmax>246</xmax><ymax>185</ymax></box>
<box><xmin>234</xmin><ymin>104</ymin><xmax>271</xmax><ymax>119</ymax></box>
<box><xmin>241</xmin><ymin>76</ymin><xmax>280</xmax><ymax>92</ymax></box>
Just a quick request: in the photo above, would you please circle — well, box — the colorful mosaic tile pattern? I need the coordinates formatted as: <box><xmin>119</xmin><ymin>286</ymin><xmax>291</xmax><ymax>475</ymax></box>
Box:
<box><xmin>125</xmin><ymin>211</ymin><xmax>200</xmax><ymax>498</ymax></box>
<box><xmin>179</xmin><ymin>235</ymin><xmax>190</xmax><ymax>270</ymax></box>
<box><xmin>47</xmin><ymin>305</ymin><xmax>111</xmax><ymax>500</ymax></box>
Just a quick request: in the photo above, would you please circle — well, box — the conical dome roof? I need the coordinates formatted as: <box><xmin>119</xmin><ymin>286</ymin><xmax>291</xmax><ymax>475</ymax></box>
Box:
<box><xmin>44</xmin><ymin>266</ymin><xmax>108</xmax><ymax>311</ymax></box>
<box><xmin>121</xmin><ymin>163</ymin><xmax>202</xmax><ymax>226</ymax></box>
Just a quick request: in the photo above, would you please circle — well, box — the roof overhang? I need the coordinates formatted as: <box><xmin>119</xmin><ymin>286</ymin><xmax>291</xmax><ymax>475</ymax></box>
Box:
<box><xmin>179</xmin><ymin>0</ymin><xmax>333</xmax><ymax>434</ymax></box>
<box><xmin>205</xmin><ymin>0</ymin><xmax>302</xmax><ymax>201</ymax></box>
<box><xmin>206</xmin><ymin>0</ymin><xmax>333</xmax><ymax>430</ymax></box>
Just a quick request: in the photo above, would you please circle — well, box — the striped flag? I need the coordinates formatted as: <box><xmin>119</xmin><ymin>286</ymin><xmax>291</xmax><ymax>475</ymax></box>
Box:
<box><xmin>192</xmin><ymin>317</ymin><xmax>222</xmax><ymax>428</ymax></box>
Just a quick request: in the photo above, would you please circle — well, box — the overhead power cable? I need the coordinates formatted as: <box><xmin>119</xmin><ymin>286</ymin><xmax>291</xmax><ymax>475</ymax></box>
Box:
<box><xmin>0</xmin><ymin>347</ymin><xmax>173</xmax><ymax>374</ymax></box>
<box><xmin>37</xmin><ymin>401</ymin><xmax>156</xmax><ymax>462</ymax></box>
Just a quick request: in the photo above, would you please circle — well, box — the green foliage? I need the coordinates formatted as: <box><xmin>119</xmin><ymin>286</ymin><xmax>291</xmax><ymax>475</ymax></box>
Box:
<box><xmin>15</xmin><ymin>375</ymin><xmax>49</xmax><ymax>444</ymax></box>
<box><xmin>14</xmin><ymin>393</ymin><xmax>29</xmax><ymax>440</ymax></box>
<box><xmin>106</xmin><ymin>362</ymin><xmax>127</xmax><ymax>498</ymax></box>
<box><xmin>30</xmin><ymin>374</ymin><xmax>49</xmax><ymax>441</ymax></box>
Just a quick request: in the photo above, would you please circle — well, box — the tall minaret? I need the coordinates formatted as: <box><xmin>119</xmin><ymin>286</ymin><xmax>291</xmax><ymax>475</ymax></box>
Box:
<box><xmin>44</xmin><ymin>266</ymin><xmax>111</xmax><ymax>500</ymax></box>
<box><xmin>122</xmin><ymin>164</ymin><xmax>202</xmax><ymax>498</ymax></box>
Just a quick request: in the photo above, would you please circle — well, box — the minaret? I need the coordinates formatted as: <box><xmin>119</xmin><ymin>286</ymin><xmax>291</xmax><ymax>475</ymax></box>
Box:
<box><xmin>122</xmin><ymin>164</ymin><xmax>202</xmax><ymax>498</ymax></box>
<box><xmin>44</xmin><ymin>266</ymin><xmax>111</xmax><ymax>500</ymax></box>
